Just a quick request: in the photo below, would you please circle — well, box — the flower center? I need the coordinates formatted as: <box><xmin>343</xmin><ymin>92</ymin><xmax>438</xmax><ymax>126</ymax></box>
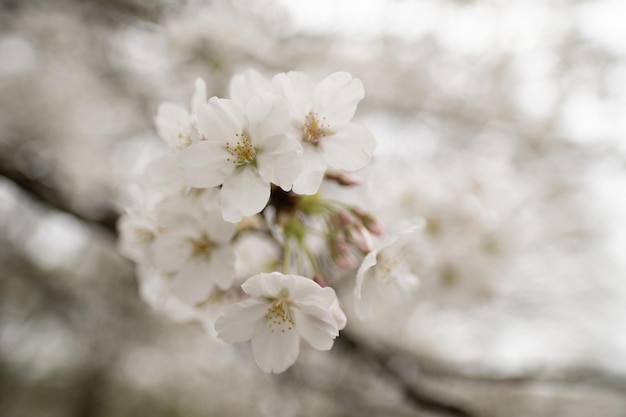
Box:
<box><xmin>226</xmin><ymin>132</ymin><xmax>257</xmax><ymax>166</ymax></box>
<box><xmin>188</xmin><ymin>233</ymin><xmax>215</xmax><ymax>259</ymax></box>
<box><xmin>264</xmin><ymin>295</ymin><xmax>295</xmax><ymax>334</ymax></box>
<box><xmin>134</xmin><ymin>228</ymin><xmax>155</xmax><ymax>243</ymax></box>
<box><xmin>375</xmin><ymin>253</ymin><xmax>402</xmax><ymax>285</ymax></box>
<box><xmin>303</xmin><ymin>111</ymin><xmax>334</xmax><ymax>144</ymax></box>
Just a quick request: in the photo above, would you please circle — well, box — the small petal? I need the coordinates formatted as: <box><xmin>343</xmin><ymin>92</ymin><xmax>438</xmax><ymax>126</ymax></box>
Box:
<box><xmin>203</xmin><ymin>208</ymin><xmax>237</xmax><ymax>244</ymax></box>
<box><xmin>177</xmin><ymin>141</ymin><xmax>234</xmax><ymax>187</ymax></box>
<box><xmin>151</xmin><ymin>231</ymin><xmax>188</xmax><ymax>272</ymax></box>
<box><xmin>354</xmin><ymin>250</ymin><xmax>378</xmax><ymax>300</ymax></box>
<box><xmin>246</xmin><ymin>94</ymin><xmax>290</xmax><ymax>142</ymax></box>
<box><xmin>256</xmin><ymin>134</ymin><xmax>302</xmax><ymax>190</ymax></box>
<box><xmin>251</xmin><ymin>323</ymin><xmax>300</xmax><ymax>373</ymax></box>
<box><xmin>315</xmin><ymin>72</ymin><xmax>364</xmax><ymax>124</ymax></box>
<box><xmin>171</xmin><ymin>259</ymin><xmax>215</xmax><ymax>304</ymax></box>
<box><xmin>196</xmin><ymin>98</ymin><xmax>245</xmax><ymax>143</ymax></box>
<box><xmin>241</xmin><ymin>272</ymin><xmax>289</xmax><ymax>298</ymax></box>
<box><xmin>220</xmin><ymin>167</ymin><xmax>270</xmax><ymax>222</ymax></box>
<box><xmin>155</xmin><ymin>102</ymin><xmax>189</xmax><ymax>147</ymax></box>
<box><xmin>229</xmin><ymin>69</ymin><xmax>272</xmax><ymax>107</ymax></box>
<box><xmin>293</xmin><ymin>307</ymin><xmax>338</xmax><ymax>351</ymax></box>
<box><xmin>215</xmin><ymin>298</ymin><xmax>268</xmax><ymax>343</ymax></box>
<box><xmin>292</xmin><ymin>144</ymin><xmax>326</xmax><ymax>195</ymax></box>
<box><xmin>272</xmin><ymin>71</ymin><xmax>315</xmax><ymax>120</ymax></box>
<box><xmin>191</xmin><ymin>77</ymin><xmax>208</xmax><ymax>112</ymax></box>
<box><xmin>322</xmin><ymin>123</ymin><xmax>376</xmax><ymax>171</ymax></box>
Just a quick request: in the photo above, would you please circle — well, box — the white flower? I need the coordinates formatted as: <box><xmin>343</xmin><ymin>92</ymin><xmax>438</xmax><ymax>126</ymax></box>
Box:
<box><xmin>154</xmin><ymin>78</ymin><xmax>207</xmax><ymax>150</ymax></box>
<box><xmin>117</xmin><ymin>205</ymin><xmax>159</xmax><ymax>264</ymax></box>
<box><xmin>272</xmin><ymin>71</ymin><xmax>376</xmax><ymax>194</ymax></box>
<box><xmin>177</xmin><ymin>94</ymin><xmax>302</xmax><ymax>222</ymax></box>
<box><xmin>354</xmin><ymin>225</ymin><xmax>422</xmax><ymax>316</ymax></box>
<box><xmin>150</xmin><ymin>190</ymin><xmax>237</xmax><ymax>304</ymax></box>
<box><xmin>215</xmin><ymin>272</ymin><xmax>344</xmax><ymax>373</ymax></box>
<box><xmin>229</xmin><ymin>68</ymin><xmax>272</xmax><ymax>107</ymax></box>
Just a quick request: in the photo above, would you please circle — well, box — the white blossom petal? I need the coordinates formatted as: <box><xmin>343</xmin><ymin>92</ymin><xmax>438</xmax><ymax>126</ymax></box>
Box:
<box><xmin>241</xmin><ymin>272</ymin><xmax>289</xmax><ymax>298</ymax></box>
<box><xmin>293</xmin><ymin>307</ymin><xmax>338</xmax><ymax>351</ymax></box>
<box><xmin>246</xmin><ymin>93</ymin><xmax>290</xmax><ymax>142</ymax></box>
<box><xmin>151</xmin><ymin>231</ymin><xmax>188</xmax><ymax>272</ymax></box>
<box><xmin>208</xmin><ymin>245</ymin><xmax>237</xmax><ymax>290</ymax></box>
<box><xmin>251</xmin><ymin>322</ymin><xmax>300</xmax><ymax>373</ymax></box>
<box><xmin>191</xmin><ymin>77</ymin><xmax>208</xmax><ymax>112</ymax></box>
<box><xmin>139</xmin><ymin>153</ymin><xmax>185</xmax><ymax>196</ymax></box>
<box><xmin>272</xmin><ymin>71</ymin><xmax>315</xmax><ymax>120</ymax></box>
<box><xmin>322</xmin><ymin>123</ymin><xmax>376</xmax><ymax>171</ymax></box>
<box><xmin>203</xmin><ymin>209</ymin><xmax>237</xmax><ymax>244</ymax></box>
<box><xmin>315</xmin><ymin>72</ymin><xmax>364</xmax><ymax>124</ymax></box>
<box><xmin>177</xmin><ymin>141</ymin><xmax>234</xmax><ymax>188</ymax></box>
<box><xmin>292</xmin><ymin>144</ymin><xmax>326</xmax><ymax>195</ymax></box>
<box><xmin>215</xmin><ymin>298</ymin><xmax>268</xmax><ymax>343</ymax></box>
<box><xmin>229</xmin><ymin>69</ymin><xmax>272</xmax><ymax>107</ymax></box>
<box><xmin>355</xmin><ymin>250</ymin><xmax>378</xmax><ymax>300</ymax></box>
<box><xmin>196</xmin><ymin>98</ymin><xmax>245</xmax><ymax>142</ymax></box>
<box><xmin>256</xmin><ymin>134</ymin><xmax>302</xmax><ymax>190</ymax></box>
<box><xmin>171</xmin><ymin>246</ymin><xmax>235</xmax><ymax>304</ymax></box>
<box><xmin>171</xmin><ymin>259</ymin><xmax>215</xmax><ymax>304</ymax></box>
<box><xmin>154</xmin><ymin>102</ymin><xmax>190</xmax><ymax>148</ymax></box>
<box><xmin>220</xmin><ymin>167</ymin><xmax>270</xmax><ymax>222</ymax></box>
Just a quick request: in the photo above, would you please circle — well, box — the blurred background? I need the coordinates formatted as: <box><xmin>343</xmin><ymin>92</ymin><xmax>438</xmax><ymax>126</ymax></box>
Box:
<box><xmin>1</xmin><ymin>0</ymin><xmax>626</xmax><ymax>416</ymax></box>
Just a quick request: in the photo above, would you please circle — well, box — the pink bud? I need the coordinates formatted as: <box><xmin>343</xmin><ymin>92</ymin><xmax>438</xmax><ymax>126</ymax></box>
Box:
<box><xmin>350</xmin><ymin>226</ymin><xmax>374</xmax><ymax>253</ymax></box>
<box><xmin>332</xmin><ymin>242</ymin><xmax>359</xmax><ymax>270</ymax></box>
<box><xmin>313</xmin><ymin>274</ymin><xmax>329</xmax><ymax>288</ymax></box>
<box><xmin>325</xmin><ymin>171</ymin><xmax>362</xmax><ymax>186</ymax></box>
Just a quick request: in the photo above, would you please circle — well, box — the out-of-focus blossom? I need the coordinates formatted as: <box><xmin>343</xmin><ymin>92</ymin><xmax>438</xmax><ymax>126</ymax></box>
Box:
<box><xmin>155</xmin><ymin>78</ymin><xmax>207</xmax><ymax>150</ymax></box>
<box><xmin>150</xmin><ymin>190</ymin><xmax>237</xmax><ymax>304</ymax></box>
<box><xmin>354</xmin><ymin>225</ymin><xmax>422</xmax><ymax>316</ymax></box>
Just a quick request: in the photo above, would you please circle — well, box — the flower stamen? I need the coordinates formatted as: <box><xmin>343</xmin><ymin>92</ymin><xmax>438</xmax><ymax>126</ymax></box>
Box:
<box><xmin>188</xmin><ymin>233</ymin><xmax>215</xmax><ymax>259</ymax></box>
<box><xmin>226</xmin><ymin>132</ymin><xmax>257</xmax><ymax>166</ymax></box>
<box><xmin>264</xmin><ymin>297</ymin><xmax>295</xmax><ymax>334</ymax></box>
<box><xmin>303</xmin><ymin>111</ymin><xmax>334</xmax><ymax>144</ymax></box>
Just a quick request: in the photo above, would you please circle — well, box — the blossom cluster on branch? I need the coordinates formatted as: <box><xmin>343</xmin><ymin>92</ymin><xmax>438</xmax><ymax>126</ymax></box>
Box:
<box><xmin>118</xmin><ymin>70</ymin><xmax>421</xmax><ymax>373</ymax></box>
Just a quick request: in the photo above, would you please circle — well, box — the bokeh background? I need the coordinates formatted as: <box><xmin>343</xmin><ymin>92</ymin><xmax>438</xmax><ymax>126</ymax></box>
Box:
<box><xmin>2</xmin><ymin>0</ymin><xmax>626</xmax><ymax>416</ymax></box>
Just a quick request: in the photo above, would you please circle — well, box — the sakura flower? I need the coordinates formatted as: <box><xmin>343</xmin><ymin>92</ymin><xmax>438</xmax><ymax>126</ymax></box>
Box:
<box><xmin>154</xmin><ymin>78</ymin><xmax>207</xmax><ymax>150</ymax></box>
<box><xmin>272</xmin><ymin>71</ymin><xmax>376</xmax><ymax>194</ymax></box>
<box><xmin>117</xmin><ymin>205</ymin><xmax>159</xmax><ymax>264</ymax></box>
<box><xmin>177</xmin><ymin>94</ymin><xmax>302</xmax><ymax>222</ymax></box>
<box><xmin>215</xmin><ymin>272</ymin><xmax>344</xmax><ymax>373</ymax></box>
<box><xmin>229</xmin><ymin>68</ymin><xmax>272</xmax><ymax>107</ymax></box>
<box><xmin>354</xmin><ymin>225</ymin><xmax>422</xmax><ymax>316</ymax></box>
<box><xmin>150</xmin><ymin>190</ymin><xmax>237</xmax><ymax>304</ymax></box>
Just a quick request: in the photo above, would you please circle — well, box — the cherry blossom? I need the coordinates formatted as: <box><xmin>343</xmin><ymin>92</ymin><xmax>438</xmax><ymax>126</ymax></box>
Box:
<box><xmin>354</xmin><ymin>225</ymin><xmax>422</xmax><ymax>316</ymax></box>
<box><xmin>272</xmin><ymin>71</ymin><xmax>376</xmax><ymax>194</ymax></box>
<box><xmin>150</xmin><ymin>190</ymin><xmax>237</xmax><ymax>304</ymax></box>
<box><xmin>154</xmin><ymin>77</ymin><xmax>207</xmax><ymax>150</ymax></box>
<box><xmin>215</xmin><ymin>272</ymin><xmax>344</xmax><ymax>373</ymax></box>
<box><xmin>177</xmin><ymin>94</ymin><xmax>302</xmax><ymax>222</ymax></box>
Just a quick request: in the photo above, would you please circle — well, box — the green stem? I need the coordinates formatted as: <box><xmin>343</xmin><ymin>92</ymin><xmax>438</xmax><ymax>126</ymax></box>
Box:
<box><xmin>283</xmin><ymin>238</ymin><xmax>291</xmax><ymax>274</ymax></box>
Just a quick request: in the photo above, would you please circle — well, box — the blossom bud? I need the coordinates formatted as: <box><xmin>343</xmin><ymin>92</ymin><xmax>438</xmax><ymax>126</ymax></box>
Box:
<box><xmin>351</xmin><ymin>207</ymin><xmax>384</xmax><ymax>236</ymax></box>
<box><xmin>313</xmin><ymin>274</ymin><xmax>329</xmax><ymax>288</ymax></box>
<box><xmin>335</xmin><ymin>210</ymin><xmax>357</xmax><ymax>227</ymax></box>
<box><xmin>332</xmin><ymin>241</ymin><xmax>359</xmax><ymax>270</ymax></box>
<box><xmin>350</xmin><ymin>226</ymin><xmax>374</xmax><ymax>253</ymax></box>
<box><xmin>325</xmin><ymin>171</ymin><xmax>362</xmax><ymax>186</ymax></box>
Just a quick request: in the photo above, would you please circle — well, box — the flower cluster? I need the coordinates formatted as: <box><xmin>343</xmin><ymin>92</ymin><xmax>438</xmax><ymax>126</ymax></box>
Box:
<box><xmin>119</xmin><ymin>69</ymin><xmax>421</xmax><ymax>373</ymax></box>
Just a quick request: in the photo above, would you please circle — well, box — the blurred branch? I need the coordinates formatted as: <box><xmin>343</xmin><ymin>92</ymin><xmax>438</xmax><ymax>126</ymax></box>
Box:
<box><xmin>0</xmin><ymin>156</ymin><xmax>119</xmax><ymax>234</ymax></box>
<box><xmin>334</xmin><ymin>332</ymin><xmax>475</xmax><ymax>417</ymax></box>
